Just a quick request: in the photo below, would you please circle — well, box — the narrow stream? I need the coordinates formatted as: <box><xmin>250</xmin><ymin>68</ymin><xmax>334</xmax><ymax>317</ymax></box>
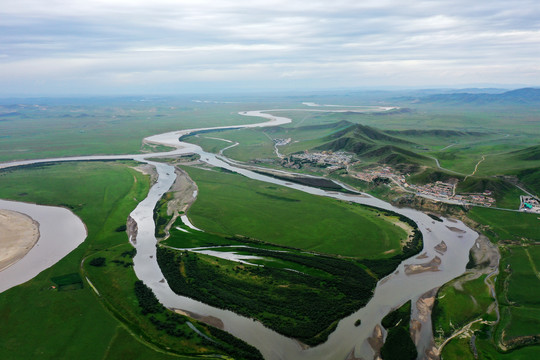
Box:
<box><xmin>0</xmin><ymin>108</ymin><xmax>477</xmax><ymax>359</ymax></box>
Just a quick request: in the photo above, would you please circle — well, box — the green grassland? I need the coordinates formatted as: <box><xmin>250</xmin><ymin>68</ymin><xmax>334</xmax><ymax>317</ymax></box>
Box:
<box><xmin>183</xmin><ymin>129</ymin><xmax>275</xmax><ymax>162</ymax></box>
<box><xmin>84</xmin><ymin>246</ymin><xmax>262</xmax><ymax>360</ymax></box>
<box><xmin>184</xmin><ymin>135</ymin><xmax>235</xmax><ymax>155</ymax></box>
<box><xmin>156</xmin><ymin>247</ymin><xmax>378</xmax><ymax>345</ymax></box>
<box><xmin>182</xmin><ymin>166</ymin><xmax>408</xmax><ymax>258</ymax></box>
<box><xmin>174</xmin><ymin>106</ymin><xmax>538</xmax><ymax>212</ymax></box>
<box><xmin>2</xmin><ymin>96</ymin><xmax>540</xmax><ymax>358</ymax></box>
<box><xmin>0</xmin><ymin>99</ymin><xmax>266</xmax><ymax>162</ymax></box>
<box><xmin>495</xmin><ymin>246</ymin><xmax>540</xmax><ymax>347</ymax></box>
<box><xmin>155</xmin><ymin>162</ymin><xmax>423</xmax><ymax>345</ymax></box>
<box><xmin>441</xmin><ymin>335</ymin><xmax>540</xmax><ymax>360</ymax></box>
<box><xmin>467</xmin><ymin>207</ymin><xmax>540</xmax><ymax>242</ymax></box>
<box><xmin>0</xmin><ymin>161</ymin><xmax>254</xmax><ymax>359</ymax></box>
<box><xmin>443</xmin><ymin>245</ymin><xmax>540</xmax><ymax>359</ymax></box>
<box><xmin>212</xmin><ymin>129</ymin><xmax>276</xmax><ymax>161</ymax></box>
<box><xmin>163</xmin><ymin>217</ymin><xmax>250</xmax><ymax>249</ymax></box>
<box><xmin>432</xmin><ymin>274</ymin><xmax>494</xmax><ymax>340</ymax></box>
<box><xmin>440</xmin><ymin>336</ymin><xmax>476</xmax><ymax>360</ymax></box>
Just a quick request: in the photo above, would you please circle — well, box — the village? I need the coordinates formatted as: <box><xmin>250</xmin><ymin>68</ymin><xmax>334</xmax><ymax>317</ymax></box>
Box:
<box><xmin>280</xmin><ymin>150</ymin><xmax>508</xmax><ymax>208</ymax></box>
<box><xmin>284</xmin><ymin>150</ymin><xmax>353</xmax><ymax>171</ymax></box>
<box><xmin>353</xmin><ymin>165</ymin><xmax>497</xmax><ymax>207</ymax></box>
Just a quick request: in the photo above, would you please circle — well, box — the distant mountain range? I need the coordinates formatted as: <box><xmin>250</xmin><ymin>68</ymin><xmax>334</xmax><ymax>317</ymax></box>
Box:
<box><xmin>409</xmin><ymin>87</ymin><xmax>540</xmax><ymax>105</ymax></box>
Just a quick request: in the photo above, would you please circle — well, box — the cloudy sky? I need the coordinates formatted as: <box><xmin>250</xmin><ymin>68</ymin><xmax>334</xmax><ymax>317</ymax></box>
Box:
<box><xmin>1</xmin><ymin>0</ymin><xmax>539</xmax><ymax>96</ymax></box>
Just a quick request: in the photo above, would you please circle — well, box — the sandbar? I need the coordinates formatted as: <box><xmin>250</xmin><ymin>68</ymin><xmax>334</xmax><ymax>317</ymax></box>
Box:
<box><xmin>405</xmin><ymin>256</ymin><xmax>442</xmax><ymax>275</ymax></box>
<box><xmin>0</xmin><ymin>209</ymin><xmax>40</xmax><ymax>271</ymax></box>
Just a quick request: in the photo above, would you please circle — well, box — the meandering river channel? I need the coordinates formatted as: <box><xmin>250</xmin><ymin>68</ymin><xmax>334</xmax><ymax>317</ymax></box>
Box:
<box><xmin>0</xmin><ymin>109</ymin><xmax>477</xmax><ymax>359</ymax></box>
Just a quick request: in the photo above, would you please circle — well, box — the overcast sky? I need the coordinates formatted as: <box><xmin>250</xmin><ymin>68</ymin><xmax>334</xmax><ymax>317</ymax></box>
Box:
<box><xmin>1</xmin><ymin>0</ymin><xmax>539</xmax><ymax>96</ymax></box>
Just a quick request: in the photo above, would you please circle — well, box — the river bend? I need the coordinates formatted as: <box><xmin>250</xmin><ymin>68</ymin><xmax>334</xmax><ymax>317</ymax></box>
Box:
<box><xmin>0</xmin><ymin>109</ymin><xmax>477</xmax><ymax>360</ymax></box>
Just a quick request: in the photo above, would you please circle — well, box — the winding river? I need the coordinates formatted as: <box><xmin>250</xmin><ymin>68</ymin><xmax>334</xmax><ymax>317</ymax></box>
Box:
<box><xmin>0</xmin><ymin>109</ymin><xmax>477</xmax><ymax>359</ymax></box>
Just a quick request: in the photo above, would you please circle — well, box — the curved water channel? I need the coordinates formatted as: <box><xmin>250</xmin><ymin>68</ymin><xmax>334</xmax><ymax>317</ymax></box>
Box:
<box><xmin>0</xmin><ymin>199</ymin><xmax>87</xmax><ymax>293</ymax></box>
<box><xmin>0</xmin><ymin>109</ymin><xmax>478</xmax><ymax>359</ymax></box>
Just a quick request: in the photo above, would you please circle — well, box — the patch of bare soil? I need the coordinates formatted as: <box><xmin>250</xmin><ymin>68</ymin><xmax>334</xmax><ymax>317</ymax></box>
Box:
<box><xmin>173</xmin><ymin>308</ymin><xmax>224</xmax><ymax>330</ymax></box>
<box><xmin>132</xmin><ymin>163</ymin><xmax>159</xmax><ymax>185</ymax></box>
<box><xmin>405</xmin><ymin>256</ymin><xmax>442</xmax><ymax>275</ymax></box>
<box><xmin>434</xmin><ymin>241</ymin><xmax>447</xmax><ymax>255</ymax></box>
<box><xmin>446</xmin><ymin>225</ymin><xmax>466</xmax><ymax>233</ymax></box>
<box><xmin>367</xmin><ymin>324</ymin><xmax>384</xmax><ymax>360</ymax></box>
<box><xmin>126</xmin><ymin>215</ymin><xmax>138</xmax><ymax>245</ymax></box>
<box><xmin>167</xmin><ymin>167</ymin><xmax>198</xmax><ymax>216</ymax></box>
<box><xmin>156</xmin><ymin>167</ymin><xmax>199</xmax><ymax>239</ymax></box>
<box><xmin>411</xmin><ymin>287</ymin><xmax>440</xmax><ymax>360</ymax></box>
<box><xmin>452</xmin><ymin>234</ymin><xmax>498</xmax><ymax>292</ymax></box>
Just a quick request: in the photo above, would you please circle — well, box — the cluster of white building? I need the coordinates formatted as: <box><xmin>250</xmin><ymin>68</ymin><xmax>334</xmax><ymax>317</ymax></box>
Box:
<box><xmin>354</xmin><ymin>166</ymin><xmax>497</xmax><ymax>207</ymax></box>
<box><xmin>520</xmin><ymin>195</ymin><xmax>540</xmax><ymax>213</ymax></box>
<box><xmin>355</xmin><ymin>166</ymin><xmax>406</xmax><ymax>183</ymax></box>
<box><xmin>291</xmin><ymin>151</ymin><xmax>352</xmax><ymax>166</ymax></box>
<box><xmin>273</xmin><ymin>138</ymin><xmax>291</xmax><ymax>146</ymax></box>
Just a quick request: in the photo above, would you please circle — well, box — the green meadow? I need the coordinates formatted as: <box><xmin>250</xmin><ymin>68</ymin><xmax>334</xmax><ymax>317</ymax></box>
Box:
<box><xmin>0</xmin><ymin>161</ymin><xmax>250</xmax><ymax>359</ymax></box>
<box><xmin>495</xmin><ymin>246</ymin><xmax>540</xmax><ymax>346</ymax></box>
<box><xmin>442</xmin><ymin>335</ymin><xmax>540</xmax><ymax>360</ymax></box>
<box><xmin>432</xmin><ymin>274</ymin><xmax>494</xmax><ymax>340</ymax></box>
<box><xmin>467</xmin><ymin>207</ymin><xmax>540</xmax><ymax>242</ymax></box>
<box><xmin>157</xmin><ymin>247</ymin><xmax>377</xmax><ymax>345</ymax></box>
<box><xmin>182</xmin><ymin>165</ymin><xmax>408</xmax><ymax>258</ymax></box>
<box><xmin>0</xmin><ymin>99</ymin><xmax>263</xmax><ymax>162</ymax></box>
<box><xmin>1</xmin><ymin>96</ymin><xmax>540</xmax><ymax>358</ymax></box>
<box><xmin>443</xmin><ymin>245</ymin><xmax>540</xmax><ymax>359</ymax></box>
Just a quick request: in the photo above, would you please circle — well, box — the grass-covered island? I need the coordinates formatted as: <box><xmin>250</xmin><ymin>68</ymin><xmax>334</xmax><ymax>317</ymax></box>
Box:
<box><xmin>156</xmin><ymin>165</ymin><xmax>423</xmax><ymax>345</ymax></box>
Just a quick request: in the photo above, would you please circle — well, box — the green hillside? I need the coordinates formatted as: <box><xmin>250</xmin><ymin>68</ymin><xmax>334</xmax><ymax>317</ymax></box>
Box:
<box><xmin>314</xmin><ymin>123</ymin><xmax>431</xmax><ymax>166</ymax></box>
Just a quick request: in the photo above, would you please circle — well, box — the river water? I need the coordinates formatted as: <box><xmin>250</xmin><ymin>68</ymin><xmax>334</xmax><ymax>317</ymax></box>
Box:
<box><xmin>0</xmin><ymin>109</ymin><xmax>477</xmax><ymax>359</ymax></box>
<box><xmin>0</xmin><ymin>199</ymin><xmax>87</xmax><ymax>293</ymax></box>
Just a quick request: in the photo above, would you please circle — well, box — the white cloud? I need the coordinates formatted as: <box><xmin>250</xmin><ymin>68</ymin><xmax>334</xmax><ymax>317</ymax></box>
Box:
<box><xmin>1</xmin><ymin>0</ymin><xmax>539</xmax><ymax>94</ymax></box>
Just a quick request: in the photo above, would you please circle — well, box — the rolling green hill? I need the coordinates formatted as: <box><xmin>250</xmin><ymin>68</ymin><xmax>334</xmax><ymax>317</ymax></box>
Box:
<box><xmin>314</xmin><ymin>123</ymin><xmax>431</xmax><ymax>166</ymax></box>
<box><xmin>385</xmin><ymin>129</ymin><xmax>488</xmax><ymax>138</ymax></box>
<box><xmin>510</xmin><ymin>145</ymin><xmax>540</xmax><ymax>161</ymax></box>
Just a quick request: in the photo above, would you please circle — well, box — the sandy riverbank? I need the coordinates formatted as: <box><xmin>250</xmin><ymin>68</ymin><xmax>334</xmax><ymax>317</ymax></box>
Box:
<box><xmin>0</xmin><ymin>209</ymin><xmax>40</xmax><ymax>271</ymax></box>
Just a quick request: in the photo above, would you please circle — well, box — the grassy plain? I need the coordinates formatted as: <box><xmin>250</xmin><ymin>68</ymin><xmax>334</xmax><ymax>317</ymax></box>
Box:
<box><xmin>182</xmin><ymin>166</ymin><xmax>408</xmax><ymax>258</ymax></box>
<box><xmin>467</xmin><ymin>207</ymin><xmax>540</xmax><ymax>242</ymax></box>
<box><xmin>432</xmin><ymin>274</ymin><xmax>494</xmax><ymax>340</ymax></box>
<box><xmin>0</xmin><ymin>98</ymin><xmax>267</xmax><ymax>162</ymax></box>
<box><xmin>185</xmin><ymin>135</ymin><xmax>233</xmax><ymax>154</ymax></box>
<box><xmin>0</xmin><ymin>161</ymin><xmax>152</xmax><ymax>359</ymax></box>
<box><xmin>443</xmin><ymin>245</ymin><xmax>540</xmax><ymax>359</ymax></box>
<box><xmin>442</xmin><ymin>335</ymin><xmax>540</xmax><ymax>359</ymax></box>
<box><xmin>157</xmin><ymin>247</ymin><xmax>377</xmax><ymax>345</ymax></box>
<box><xmin>2</xmin><ymin>95</ymin><xmax>540</xmax><ymax>357</ymax></box>
<box><xmin>495</xmin><ymin>246</ymin><xmax>540</xmax><ymax>346</ymax></box>
<box><xmin>0</xmin><ymin>161</ymin><xmax>243</xmax><ymax>359</ymax></box>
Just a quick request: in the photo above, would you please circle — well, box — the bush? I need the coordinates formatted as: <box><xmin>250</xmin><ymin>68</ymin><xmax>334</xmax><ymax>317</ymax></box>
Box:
<box><xmin>89</xmin><ymin>257</ymin><xmax>106</xmax><ymax>267</ymax></box>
